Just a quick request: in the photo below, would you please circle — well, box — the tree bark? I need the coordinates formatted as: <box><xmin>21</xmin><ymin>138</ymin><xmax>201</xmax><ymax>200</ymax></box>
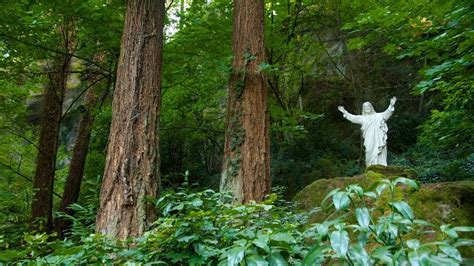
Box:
<box><xmin>95</xmin><ymin>0</ymin><xmax>165</xmax><ymax>240</ymax></box>
<box><xmin>32</xmin><ymin>28</ymin><xmax>74</xmax><ymax>230</ymax></box>
<box><xmin>55</xmin><ymin>77</ymin><xmax>100</xmax><ymax>236</ymax></box>
<box><xmin>220</xmin><ymin>0</ymin><xmax>270</xmax><ymax>203</ymax></box>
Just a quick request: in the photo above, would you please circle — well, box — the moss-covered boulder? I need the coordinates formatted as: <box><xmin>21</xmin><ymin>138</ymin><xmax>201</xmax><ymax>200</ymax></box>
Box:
<box><xmin>366</xmin><ymin>164</ymin><xmax>417</xmax><ymax>179</ymax></box>
<box><xmin>294</xmin><ymin>166</ymin><xmax>474</xmax><ymax>256</ymax></box>
<box><xmin>294</xmin><ymin>170</ymin><xmax>473</xmax><ymax>227</ymax></box>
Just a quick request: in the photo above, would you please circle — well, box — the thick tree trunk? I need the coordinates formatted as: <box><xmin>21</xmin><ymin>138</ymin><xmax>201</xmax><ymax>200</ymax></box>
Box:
<box><xmin>220</xmin><ymin>0</ymin><xmax>270</xmax><ymax>203</ymax></box>
<box><xmin>95</xmin><ymin>0</ymin><xmax>165</xmax><ymax>240</ymax></box>
<box><xmin>56</xmin><ymin>81</ymin><xmax>99</xmax><ymax>236</ymax></box>
<box><xmin>32</xmin><ymin>53</ymin><xmax>72</xmax><ymax>230</ymax></box>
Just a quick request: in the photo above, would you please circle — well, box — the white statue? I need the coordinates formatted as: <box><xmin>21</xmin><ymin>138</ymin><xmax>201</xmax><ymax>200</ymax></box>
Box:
<box><xmin>338</xmin><ymin>97</ymin><xmax>397</xmax><ymax>166</ymax></box>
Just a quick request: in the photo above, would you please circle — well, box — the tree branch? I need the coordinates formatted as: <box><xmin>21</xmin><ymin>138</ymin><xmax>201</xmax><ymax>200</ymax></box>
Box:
<box><xmin>0</xmin><ymin>32</ymin><xmax>111</xmax><ymax>76</ymax></box>
<box><xmin>315</xmin><ymin>34</ymin><xmax>352</xmax><ymax>82</ymax></box>
<box><xmin>0</xmin><ymin>161</ymin><xmax>62</xmax><ymax>199</ymax></box>
<box><xmin>60</xmin><ymin>75</ymin><xmax>106</xmax><ymax>121</ymax></box>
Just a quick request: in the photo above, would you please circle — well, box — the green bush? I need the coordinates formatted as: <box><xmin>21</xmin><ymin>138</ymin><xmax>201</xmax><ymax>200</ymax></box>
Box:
<box><xmin>391</xmin><ymin>147</ymin><xmax>474</xmax><ymax>182</ymax></box>
<box><xmin>138</xmin><ymin>188</ymin><xmax>309</xmax><ymax>264</ymax></box>
<box><xmin>303</xmin><ymin>178</ymin><xmax>474</xmax><ymax>265</ymax></box>
<box><xmin>1</xmin><ymin>179</ymin><xmax>472</xmax><ymax>265</ymax></box>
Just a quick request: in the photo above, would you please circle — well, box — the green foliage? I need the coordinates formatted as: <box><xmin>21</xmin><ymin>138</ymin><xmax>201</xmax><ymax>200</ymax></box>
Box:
<box><xmin>0</xmin><ymin>80</ymin><xmax>37</xmax><ymax>240</ymax></box>
<box><xmin>0</xmin><ymin>0</ymin><xmax>472</xmax><ymax>264</ymax></box>
<box><xmin>303</xmin><ymin>178</ymin><xmax>473</xmax><ymax>265</ymax></box>
<box><xmin>342</xmin><ymin>0</ymin><xmax>473</xmax><ymax>162</ymax></box>
<box><xmin>269</xmin><ymin>104</ymin><xmax>323</xmax><ymax>141</ymax></box>
<box><xmin>2</xmin><ymin>180</ymin><xmax>472</xmax><ymax>264</ymax></box>
<box><xmin>55</xmin><ymin>201</ymin><xmax>97</xmax><ymax>239</ymax></box>
<box><xmin>140</xmin><ymin>188</ymin><xmax>308</xmax><ymax>264</ymax></box>
<box><xmin>410</xmin><ymin>2</ymin><xmax>473</xmax><ymax>158</ymax></box>
<box><xmin>392</xmin><ymin>147</ymin><xmax>473</xmax><ymax>183</ymax></box>
<box><xmin>159</xmin><ymin>0</ymin><xmax>231</xmax><ymax>185</ymax></box>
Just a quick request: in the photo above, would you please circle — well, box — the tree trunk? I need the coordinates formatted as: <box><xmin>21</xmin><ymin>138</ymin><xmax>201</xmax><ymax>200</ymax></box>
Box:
<box><xmin>95</xmin><ymin>0</ymin><xmax>165</xmax><ymax>240</ymax></box>
<box><xmin>32</xmin><ymin>49</ymin><xmax>73</xmax><ymax>230</ymax></box>
<box><xmin>56</xmin><ymin>79</ymin><xmax>100</xmax><ymax>236</ymax></box>
<box><xmin>220</xmin><ymin>0</ymin><xmax>270</xmax><ymax>203</ymax></box>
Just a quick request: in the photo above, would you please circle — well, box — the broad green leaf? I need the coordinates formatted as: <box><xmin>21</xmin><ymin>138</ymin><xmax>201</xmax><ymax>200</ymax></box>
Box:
<box><xmin>393</xmin><ymin>177</ymin><xmax>419</xmax><ymax>190</ymax></box>
<box><xmin>441</xmin><ymin>225</ymin><xmax>459</xmax><ymax>239</ymax></box>
<box><xmin>355</xmin><ymin>208</ymin><xmax>370</xmax><ymax>229</ymax></box>
<box><xmin>162</xmin><ymin>202</ymin><xmax>173</xmax><ymax>216</ymax></box>
<box><xmin>453</xmin><ymin>239</ymin><xmax>474</xmax><ymax>247</ymax></box>
<box><xmin>315</xmin><ymin>223</ymin><xmax>328</xmax><ymax>237</ymax></box>
<box><xmin>416</xmin><ymin>80</ymin><xmax>434</xmax><ymax>94</ymax></box>
<box><xmin>408</xmin><ymin>251</ymin><xmax>422</xmax><ymax>266</ymax></box>
<box><xmin>376</xmin><ymin>183</ymin><xmax>388</xmax><ymax>196</ymax></box>
<box><xmin>234</xmin><ymin>239</ymin><xmax>248</xmax><ymax>246</ymax></box>
<box><xmin>425</xmin><ymin>61</ymin><xmax>453</xmax><ymax>76</ymax></box>
<box><xmin>246</xmin><ymin>255</ymin><xmax>268</xmax><ymax>266</ymax></box>
<box><xmin>390</xmin><ymin>201</ymin><xmax>414</xmax><ymax>221</ymax></box>
<box><xmin>407</xmin><ymin>239</ymin><xmax>420</xmax><ymax>250</ymax></box>
<box><xmin>269</xmin><ymin>252</ymin><xmax>287</xmax><ymax>266</ymax></box>
<box><xmin>413</xmin><ymin>219</ymin><xmax>435</xmax><ymax>227</ymax></box>
<box><xmin>333</xmin><ymin>192</ymin><xmax>350</xmax><ymax>211</ymax></box>
<box><xmin>425</xmin><ymin>255</ymin><xmax>459</xmax><ymax>266</ymax></box>
<box><xmin>363</xmin><ymin>191</ymin><xmax>378</xmax><ymax>199</ymax></box>
<box><xmin>321</xmin><ymin>188</ymin><xmax>340</xmax><ymax>208</ymax></box>
<box><xmin>371</xmin><ymin>245</ymin><xmax>393</xmax><ymax>264</ymax></box>
<box><xmin>329</xmin><ymin>230</ymin><xmax>349</xmax><ymax>257</ymax></box>
<box><xmin>387</xmin><ymin>223</ymin><xmax>399</xmax><ymax>239</ymax></box>
<box><xmin>191</xmin><ymin>198</ymin><xmax>203</xmax><ymax>207</ymax></box>
<box><xmin>452</xmin><ymin>226</ymin><xmax>474</xmax><ymax>232</ymax></box>
<box><xmin>177</xmin><ymin>235</ymin><xmax>197</xmax><ymax>243</ymax></box>
<box><xmin>439</xmin><ymin>244</ymin><xmax>462</xmax><ymax>262</ymax></box>
<box><xmin>348</xmin><ymin>245</ymin><xmax>370</xmax><ymax>266</ymax></box>
<box><xmin>253</xmin><ymin>235</ymin><xmax>270</xmax><ymax>253</ymax></box>
<box><xmin>347</xmin><ymin>184</ymin><xmax>364</xmax><ymax>197</ymax></box>
<box><xmin>195</xmin><ymin>243</ymin><xmax>219</xmax><ymax>258</ymax></box>
<box><xmin>302</xmin><ymin>245</ymin><xmax>327</xmax><ymax>265</ymax></box>
<box><xmin>173</xmin><ymin>203</ymin><xmax>184</xmax><ymax>211</ymax></box>
<box><xmin>227</xmin><ymin>247</ymin><xmax>245</xmax><ymax>266</ymax></box>
<box><xmin>270</xmin><ymin>233</ymin><xmax>296</xmax><ymax>244</ymax></box>
<box><xmin>357</xmin><ymin>232</ymin><xmax>368</xmax><ymax>247</ymax></box>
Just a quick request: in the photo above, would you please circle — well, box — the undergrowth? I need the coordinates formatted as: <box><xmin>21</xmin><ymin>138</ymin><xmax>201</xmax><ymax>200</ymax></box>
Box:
<box><xmin>0</xmin><ymin>178</ymin><xmax>472</xmax><ymax>265</ymax></box>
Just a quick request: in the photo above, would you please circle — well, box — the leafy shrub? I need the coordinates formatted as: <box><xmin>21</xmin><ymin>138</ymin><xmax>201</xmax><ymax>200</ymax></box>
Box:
<box><xmin>55</xmin><ymin>202</ymin><xmax>97</xmax><ymax>239</ymax></box>
<box><xmin>1</xmin><ymin>179</ymin><xmax>472</xmax><ymax>265</ymax></box>
<box><xmin>391</xmin><ymin>147</ymin><xmax>474</xmax><ymax>182</ymax></box>
<box><xmin>302</xmin><ymin>177</ymin><xmax>474</xmax><ymax>265</ymax></box>
<box><xmin>137</xmin><ymin>188</ymin><xmax>309</xmax><ymax>264</ymax></box>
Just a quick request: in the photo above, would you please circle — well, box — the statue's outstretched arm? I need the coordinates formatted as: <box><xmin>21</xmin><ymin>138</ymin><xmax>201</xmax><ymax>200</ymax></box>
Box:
<box><xmin>338</xmin><ymin>105</ymin><xmax>363</xmax><ymax>124</ymax></box>
<box><xmin>382</xmin><ymin>96</ymin><xmax>397</xmax><ymax>120</ymax></box>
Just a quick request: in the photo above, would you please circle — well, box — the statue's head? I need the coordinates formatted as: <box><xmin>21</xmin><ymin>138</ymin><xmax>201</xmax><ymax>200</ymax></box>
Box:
<box><xmin>362</xmin><ymin>102</ymin><xmax>375</xmax><ymax>115</ymax></box>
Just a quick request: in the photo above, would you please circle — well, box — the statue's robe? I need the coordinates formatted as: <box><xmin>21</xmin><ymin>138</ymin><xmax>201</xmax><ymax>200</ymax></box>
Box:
<box><xmin>343</xmin><ymin>105</ymin><xmax>394</xmax><ymax>166</ymax></box>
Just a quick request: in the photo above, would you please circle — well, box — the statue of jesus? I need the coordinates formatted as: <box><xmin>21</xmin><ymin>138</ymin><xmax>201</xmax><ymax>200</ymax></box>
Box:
<box><xmin>338</xmin><ymin>97</ymin><xmax>397</xmax><ymax>166</ymax></box>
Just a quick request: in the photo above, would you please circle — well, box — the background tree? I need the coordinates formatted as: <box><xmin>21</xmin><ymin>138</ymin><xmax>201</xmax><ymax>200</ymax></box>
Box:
<box><xmin>55</xmin><ymin>61</ymin><xmax>108</xmax><ymax>236</ymax></box>
<box><xmin>11</xmin><ymin>6</ymin><xmax>78</xmax><ymax>231</ymax></box>
<box><xmin>159</xmin><ymin>0</ymin><xmax>231</xmax><ymax>187</ymax></box>
<box><xmin>32</xmin><ymin>41</ymin><xmax>74</xmax><ymax>230</ymax></box>
<box><xmin>220</xmin><ymin>0</ymin><xmax>270</xmax><ymax>203</ymax></box>
<box><xmin>95</xmin><ymin>0</ymin><xmax>166</xmax><ymax>239</ymax></box>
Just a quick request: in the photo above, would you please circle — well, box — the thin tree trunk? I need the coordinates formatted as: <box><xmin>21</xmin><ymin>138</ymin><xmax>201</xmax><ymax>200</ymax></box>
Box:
<box><xmin>55</xmin><ymin>78</ymin><xmax>100</xmax><ymax>236</ymax></box>
<box><xmin>32</xmin><ymin>26</ymin><xmax>74</xmax><ymax>230</ymax></box>
<box><xmin>220</xmin><ymin>0</ymin><xmax>270</xmax><ymax>203</ymax></box>
<box><xmin>95</xmin><ymin>0</ymin><xmax>165</xmax><ymax>240</ymax></box>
